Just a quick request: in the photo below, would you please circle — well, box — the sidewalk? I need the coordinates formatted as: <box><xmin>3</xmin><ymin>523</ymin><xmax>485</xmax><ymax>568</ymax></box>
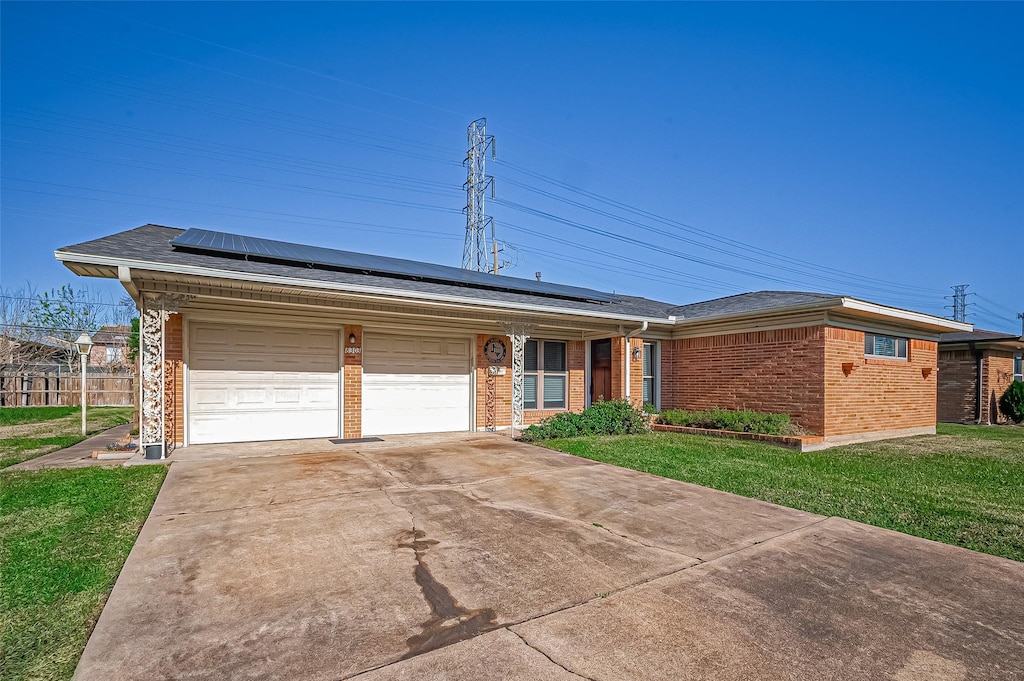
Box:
<box><xmin>7</xmin><ymin>423</ymin><xmax>135</xmax><ymax>471</ymax></box>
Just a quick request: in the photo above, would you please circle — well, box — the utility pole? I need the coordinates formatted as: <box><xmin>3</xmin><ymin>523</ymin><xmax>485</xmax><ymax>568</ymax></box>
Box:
<box><xmin>462</xmin><ymin>118</ymin><xmax>495</xmax><ymax>273</ymax></box>
<box><xmin>945</xmin><ymin>284</ymin><xmax>973</xmax><ymax>323</ymax></box>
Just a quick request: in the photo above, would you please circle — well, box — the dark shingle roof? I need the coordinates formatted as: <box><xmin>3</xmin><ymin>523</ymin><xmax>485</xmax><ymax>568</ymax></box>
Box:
<box><xmin>939</xmin><ymin>329</ymin><xmax>1023</xmax><ymax>344</ymax></box>
<box><xmin>91</xmin><ymin>325</ymin><xmax>130</xmax><ymax>344</ymax></box>
<box><xmin>669</xmin><ymin>291</ymin><xmax>840</xmax><ymax>320</ymax></box>
<box><xmin>59</xmin><ymin>225</ymin><xmax>681</xmax><ymax>319</ymax></box>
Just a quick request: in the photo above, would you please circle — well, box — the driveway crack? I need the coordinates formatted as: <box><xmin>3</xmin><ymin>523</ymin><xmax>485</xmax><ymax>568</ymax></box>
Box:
<box><xmin>356</xmin><ymin>451</ymin><xmax>410</xmax><ymax>488</ymax></box>
<box><xmin>383</xmin><ymin>488</ymin><xmax>500</xmax><ymax>661</ymax></box>
<box><xmin>509</xmin><ymin>629</ymin><xmax>596</xmax><ymax>680</ymax></box>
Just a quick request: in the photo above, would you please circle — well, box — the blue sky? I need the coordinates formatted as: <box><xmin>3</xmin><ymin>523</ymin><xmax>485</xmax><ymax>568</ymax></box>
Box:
<box><xmin>2</xmin><ymin>2</ymin><xmax>1021</xmax><ymax>331</ymax></box>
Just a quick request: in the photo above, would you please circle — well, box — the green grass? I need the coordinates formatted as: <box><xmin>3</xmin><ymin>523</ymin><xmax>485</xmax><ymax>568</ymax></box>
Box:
<box><xmin>542</xmin><ymin>423</ymin><xmax>1024</xmax><ymax>562</ymax></box>
<box><xmin>0</xmin><ymin>406</ymin><xmax>134</xmax><ymax>469</ymax></box>
<box><xmin>0</xmin><ymin>465</ymin><xmax>166</xmax><ymax>680</ymax></box>
<box><xmin>0</xmin><ymin>406</ymin><xmax>80</xmax><ymax>426</ymax></box>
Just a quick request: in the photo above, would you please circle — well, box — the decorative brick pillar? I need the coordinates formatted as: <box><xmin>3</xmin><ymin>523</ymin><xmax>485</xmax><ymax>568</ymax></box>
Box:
<box><xmin>343</xmin><ymin>325</ymin><xmax>362</xmax><ymax>438</ymax></box>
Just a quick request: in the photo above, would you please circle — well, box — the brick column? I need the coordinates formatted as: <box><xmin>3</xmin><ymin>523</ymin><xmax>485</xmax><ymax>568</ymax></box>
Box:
<box><xmin>343</xmin><ymin>325</ymin><xmax>362</xmax><ymax>438</ymax></box>
<box><xmin>627</xmin><ymin>337</ymin><xmax>644</xmax><ymax>409</ymax></box>
<box><xmin>164</xmin><ymin>314</ymin><xmax>184</xmax><ymax>445</ymax></box>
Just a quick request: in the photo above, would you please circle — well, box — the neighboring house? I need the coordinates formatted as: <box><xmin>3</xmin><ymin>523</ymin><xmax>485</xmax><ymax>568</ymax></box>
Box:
<box><xmin>56</xmin><ymin>225</ymin><xmax>969</xmax><ymax>457</ymax></box>
<box><xmin>937</xmin><ymin>329</ymin><xmax>1024</xmax><ymax>424</ymax></box>
<box><xmin>0</xmin><ymin>334</ymin><xmax>65</xmax><ymax>366</ymax></box>
<box><xmin>89</xmin><ymin>325</ymin><xmax>132</xmax><ymax>369</ymax></box>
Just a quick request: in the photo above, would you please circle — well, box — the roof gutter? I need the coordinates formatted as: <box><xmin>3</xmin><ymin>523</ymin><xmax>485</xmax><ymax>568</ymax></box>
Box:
<box><xmin>839</xmin><ymin>298</ymin><xmax>972</xmax><ymax>333</ymax></box>
<box><xmin>56</xmin><ymin>251</ymin><xmax>671</xmax><ymax>327</ymax></box>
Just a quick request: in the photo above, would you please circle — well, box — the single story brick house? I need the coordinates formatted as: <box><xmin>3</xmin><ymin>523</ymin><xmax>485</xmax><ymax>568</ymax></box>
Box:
<box><xmin>89</xmin><ymin>325</ymin><xmax>132</xmax><ymax>369</ymax></box>
<box><xmin>56</xmin><ymin>225</ymin><xmax>968</xmax><ymax>457</ymax></box>
<box><xmin>937</xmin><ymin>329</ymin><xmax>1024</xmax><ymax>424</ymax></box>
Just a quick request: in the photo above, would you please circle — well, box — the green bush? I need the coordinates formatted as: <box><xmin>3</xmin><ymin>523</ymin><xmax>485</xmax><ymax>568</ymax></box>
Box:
<box><xmin>520</xmin><ymin>400</ymin><xmax>649</xmax><ymax>441</ymax></box>
<box><xmin>642</xmin><ymin>402</ymin><xmax>659</xmax><ymax>414</ymax></box>
<box><xmin>999</xmin><ymin>382</ymin><xmax>1024</xmax><ymax>423</ymax></box>
<box><xmin>658</xmin><ymin>408</ymin><xmax>794</xmax><ymax>435</ymax></box>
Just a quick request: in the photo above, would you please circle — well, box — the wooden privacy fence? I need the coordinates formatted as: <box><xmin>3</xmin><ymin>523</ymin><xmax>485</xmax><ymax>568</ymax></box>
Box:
<box><xmin>0</xmin><ymin>365</ymin><xmax>135</xmax><ymax>407</ymax></box>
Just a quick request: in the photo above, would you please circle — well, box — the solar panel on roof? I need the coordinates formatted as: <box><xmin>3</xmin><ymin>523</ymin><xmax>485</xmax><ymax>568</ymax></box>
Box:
<box><xmin>170</xmin><ymin>228</ymin><xmax>616</xmax><ymax>303</ymax></box>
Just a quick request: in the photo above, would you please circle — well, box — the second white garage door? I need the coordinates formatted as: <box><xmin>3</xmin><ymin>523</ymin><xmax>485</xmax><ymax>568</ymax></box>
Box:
<box><xmin>188</xmin><ymin>323</ymin><xmax>340</xmax><ymax>444</ymax></box>
<box><xmin>362</xmin><ymin>333</ymin><xmax>472</xmax><ymax>436</ymax></box>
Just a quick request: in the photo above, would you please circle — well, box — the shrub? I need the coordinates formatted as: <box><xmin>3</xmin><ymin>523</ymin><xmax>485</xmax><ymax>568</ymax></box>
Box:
<box><xmin>520</xmin><ymin>400</ymin><xmax>649</xmax><ymax>441</ymax></box>
<box><xmin>999</xmin><ymin>382</ymin><xmax>1024</xmax><ymax>423</ymax></box>
<box><xmin>658</xmin><ymin>408</ymin><xmax>794</xmax><ymax>435</ymax></box>
<box><xmin>642</xmin><ymin>402</ymin><xmax>659</xmax><ymax>414</ymax></box>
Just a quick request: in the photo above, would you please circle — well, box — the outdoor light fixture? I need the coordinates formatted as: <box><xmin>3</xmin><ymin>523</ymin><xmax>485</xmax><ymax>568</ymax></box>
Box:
<box><xmin>348</xmin><ymin>333</ymin><xmax>357</xmax><ymax>345</ymax></box>
<box><xmin>75</xmin><ymin>332</ymin><xmax>94</xmax><ymax>436</ymax></box>
<box><xmin>632</xmin><ymin>346</ymin><xmax>642</xmax><ymax>361</ymax></box>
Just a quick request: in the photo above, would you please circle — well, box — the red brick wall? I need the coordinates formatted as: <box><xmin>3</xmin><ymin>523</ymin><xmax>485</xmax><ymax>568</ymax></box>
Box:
<box><xmin>627</xmin><ymin>337</ymin><xmax>644</xmax><ymax>409</ymax></box>
<box><xmin>343</xmin><ymin>325</ymin><xmax>362</xmax><ymax>438</ymax></box>
<box><xmin>474</xmin><ymin>335</ymin><xmax>586</xmax><ymax>429</ymax></box>
<box><xmin>165</xmin><ymin>314</ymin><xmax>184</xmax><ymax>445</ymax></box>
<box><xmin>824</xmin><ymin>328</ymin><xmax>937</xmax><ymax>436</ymax></box>
<box><xmin>984</xmin><ymin>351</ymin><xmax>1017</xmax><ymax>424</ymax></box>
<box><xmin>661</xmin><ymin>326</ymin><xmax>827</xmax><ymax>434</ymax></box>
<box><xmin>938</xmin><ymin>349</ymin><xmax>978</xmax><ymax>423</ymax></box>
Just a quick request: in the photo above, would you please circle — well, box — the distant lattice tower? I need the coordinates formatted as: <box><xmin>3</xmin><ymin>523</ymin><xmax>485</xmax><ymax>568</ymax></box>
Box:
<box><xmin>462</xmin><ymin>118</ymin><xmax>495</xmax><ymax>272</ymax></box>
<box><xmin>946</xmin><ymin>284</ymin><xmax>972</xmax><ymax>323</ymax></box>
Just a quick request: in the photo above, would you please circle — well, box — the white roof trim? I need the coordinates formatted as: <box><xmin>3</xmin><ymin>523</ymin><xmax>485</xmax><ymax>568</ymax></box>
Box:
<box><xmin>56</xmin><ymin>249</ymin><xmax>971</xmax><ymax>334</ymax></box>
<box><xmin>56</xmin><ymin>250</ymin><xmax>669</xmax><ymax>325</ymax></box>
<box><xmin>838</xmin><ymin>298</ymin><xmax>971</xmax><ymax>332</ymax></box>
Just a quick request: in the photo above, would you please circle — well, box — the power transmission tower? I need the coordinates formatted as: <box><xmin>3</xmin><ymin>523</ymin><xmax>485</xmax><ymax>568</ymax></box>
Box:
<box><xmin>462</xmin><ymin>118</ymin><xmax>496</xmax><ymax>273</ymax></box>
<box><xmin>944</xmin><ymin>284</ymin><xmax>974</xmax><ymax>323</ymax></box>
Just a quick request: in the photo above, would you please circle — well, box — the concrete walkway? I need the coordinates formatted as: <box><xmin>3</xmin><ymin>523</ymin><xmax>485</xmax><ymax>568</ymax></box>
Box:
<box><xmin>73</xmin><ymin>434</ymin><xmax>1024</xmax><ymax>680</ymax></box>
<box><xmin>7</xmin><ymin>423</ymin><xmax>134</xmax><ymax>471</ymax></box>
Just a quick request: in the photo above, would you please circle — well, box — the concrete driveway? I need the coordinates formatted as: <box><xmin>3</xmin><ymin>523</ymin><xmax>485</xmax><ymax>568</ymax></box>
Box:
<box><xmin>75</xmin><ymin>433</ymin><xmax>1023</xmax><ymax>680</ymax></box>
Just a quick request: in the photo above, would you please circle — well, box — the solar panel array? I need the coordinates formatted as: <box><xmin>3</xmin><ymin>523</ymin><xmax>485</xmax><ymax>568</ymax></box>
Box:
<box><xmin>171</xmin><ymin>228</ymin><xmax>616</xmax><ymax>303</ymax></box>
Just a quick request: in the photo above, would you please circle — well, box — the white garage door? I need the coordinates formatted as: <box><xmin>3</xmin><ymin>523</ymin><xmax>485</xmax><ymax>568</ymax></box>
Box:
<box><xmin>188</xmin><ymin>323</ymin><xmax>339</xmax><ymax>445</ymax></box>
<box><xmin>362</xmin><ymin>333</ymin><xmax>472</xmax><ymax>436</ymax></box>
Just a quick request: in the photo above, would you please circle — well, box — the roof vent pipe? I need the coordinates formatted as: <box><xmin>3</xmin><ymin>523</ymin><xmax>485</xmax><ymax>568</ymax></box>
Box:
<box><xmin>535</xmin><ymin>272</ymin><xmax>542</xmax><ymax>281</ymax></box>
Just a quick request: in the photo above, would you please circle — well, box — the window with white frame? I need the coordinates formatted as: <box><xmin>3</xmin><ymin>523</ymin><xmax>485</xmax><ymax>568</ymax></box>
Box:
<box><xmin>105</xmin><ymin>346</ymin><xmax>123</xmax><ymax>363</ymax></box>
<box><xmin>864</xmin><ymin>333</ymin><xmax>908</xmax><ymax>359</ymax></box>
<box><xmin>524</xmin><ymin>340</ymin><xmax>567</xmax><ymax>410</ymax></box>
<box><xmin>642</xmin><ymin>342</ymin><xmax>657</xmax><ymax>407</ymax></box>
<box><xmin>1014</xmin><ymin>355</ymin><xmax>1023</xmax><ymax>383</ymax></box>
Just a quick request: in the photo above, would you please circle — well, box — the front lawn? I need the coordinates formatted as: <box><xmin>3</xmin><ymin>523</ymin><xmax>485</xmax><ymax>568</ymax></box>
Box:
<box><xmin>0</xmin><ymin>465</ymin><xmax>166</xmax><ymax>681</ymax></box>
<box><xmin>543</xmin><ymin>423</ymin><xmax>1024</xmax><ymax>562</ymax></box>
<box><xmin>0</xmin><ymin>406</ymin><xmax>134</xmax><ymax>469</ymax></box>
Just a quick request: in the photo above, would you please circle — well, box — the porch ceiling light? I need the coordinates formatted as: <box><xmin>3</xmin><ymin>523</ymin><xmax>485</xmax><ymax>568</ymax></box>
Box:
<box><xmin>75</xmin><ymin>332</ymin><xmax>94</xmax><ymax>356</ymax></box>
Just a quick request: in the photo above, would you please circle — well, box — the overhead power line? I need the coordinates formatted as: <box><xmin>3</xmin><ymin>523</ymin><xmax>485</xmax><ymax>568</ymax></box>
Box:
<box><xmin>494</xmin><ymin>159</ymin><xmax>946</xmax><ymax>297</ymax></box>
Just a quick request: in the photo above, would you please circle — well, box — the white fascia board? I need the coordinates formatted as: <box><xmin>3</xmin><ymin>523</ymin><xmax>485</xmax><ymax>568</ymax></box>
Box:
<box><xmin>838</xmin><ymin>298</ymin><xmax>972</xmax><ymax>333</ymax></box>
<box><xmin>56</xmin><ymin>251</ymin><xmax>669</xmax><ymax>326</ymax></box>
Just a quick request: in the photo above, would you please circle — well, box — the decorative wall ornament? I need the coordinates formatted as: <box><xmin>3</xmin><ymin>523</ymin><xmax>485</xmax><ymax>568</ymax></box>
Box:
<box><xmin>139</xmin><ymin>300</ymin><xmax>168</xmax><ymax>457</ymax></box>
<box><xmin>485</xmin><ymin>370</ymin><xmax>497</xmax><ymax>432</ymax></box>
<box><xmin>501</xmin><ymin>322</ymin><xmax>532</xmax><ymax>438</ymax></box>
<box><xmin>139</xmin><ymin>294</ymin><xmax>191</xmax><ymax>458</ymax></box>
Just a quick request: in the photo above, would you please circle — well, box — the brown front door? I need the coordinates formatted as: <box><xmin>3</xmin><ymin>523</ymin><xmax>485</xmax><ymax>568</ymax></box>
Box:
<box><xmin>591</xmin><ymin>339</ymin><xmax>612</xmax><ymax>404</ymax></box>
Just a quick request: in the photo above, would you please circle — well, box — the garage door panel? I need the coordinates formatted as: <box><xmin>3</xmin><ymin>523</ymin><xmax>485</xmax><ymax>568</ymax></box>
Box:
<box><xmin>362</xmin><ymin>333</ymin><xmax>471</xmax><ymax>437</ymax></box>
<box><xmin>188</xmin><ymin>323</ymin><xmax>340</xmax><ymax>445</ymax></box>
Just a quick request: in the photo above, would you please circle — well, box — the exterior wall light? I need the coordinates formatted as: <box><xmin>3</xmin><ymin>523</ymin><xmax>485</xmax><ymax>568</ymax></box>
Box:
<box><xmin>348</xmin><ymin>333</ymin><xmax>357</xmax><ymax>345</ymax></box>
<box><xmin>75</xmin><ymin>332</ymin><xmax>94</xmax><ymax>436</ymax></box>
<box><xmin>631</xmin><ymin>346</ymin><xmax>642</xmax><ymax>361</ymax></box>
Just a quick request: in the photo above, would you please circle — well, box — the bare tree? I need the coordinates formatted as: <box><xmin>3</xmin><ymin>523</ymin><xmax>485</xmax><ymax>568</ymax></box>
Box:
<box><xmin>25</xmin><ymin>285</ymin><xmax>106</xmax><ymax>372</ymax></box>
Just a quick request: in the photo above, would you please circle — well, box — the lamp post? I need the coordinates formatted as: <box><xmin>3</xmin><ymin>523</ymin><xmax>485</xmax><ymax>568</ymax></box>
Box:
<box><xmin>75</xmin><ymin>332</ymin><xmax>94</xmax><ymax>436</ymax></box>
